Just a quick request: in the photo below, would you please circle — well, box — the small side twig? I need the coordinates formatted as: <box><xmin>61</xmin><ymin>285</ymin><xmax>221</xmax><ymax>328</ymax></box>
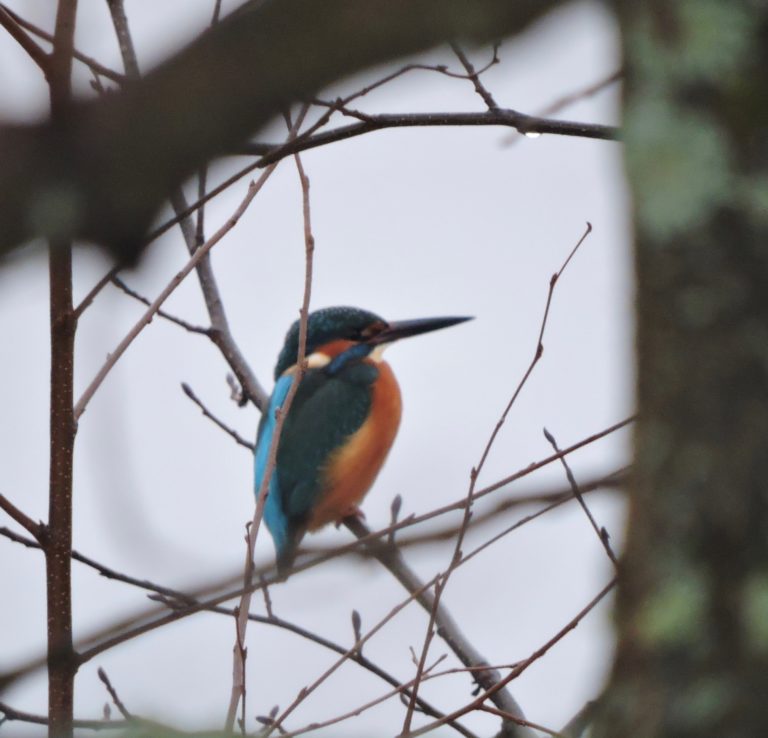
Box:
<box><xmin>401</xmin><ymin>579</ymin><xmax>617</xmax><ymax>738</ymax></box>
<box><xmin>0</xmin><ymin>494</ymin><xmax>44</xmax><ymax>541</ymax></box>
<box><xmin>73</xmin><ymin>267</ymin><xmax>119</xmax><ymax>321</ymax></box>
<box><xmin>450</xmin><ymin>42</ymin><xmax>499</xmax><ymax>111</ymax></box>
<box><xmin>478</xmin><ymin>705</ymin><xmax>566</xmax><ymax>738</ymax></box>
<box><xmin>112</xmin><ymin>278</ymin><xmax>210</xmax><ymax>335</ymax></box>
<box><xmin>543</xmin><ymin>428</ymin><xmax>619</xmax><ymax>568</ymax></box>
<box><xmin>73</xmin><ymin>164</ymin><xmax>279</xmax><ymax>421</ymax></box>
<box><xmin>0</xmin><ymin>699</ymin><xmax>131</xmax><ymax>731</ymax></box>
<box><xmin>96</xmin><ymin>667</ymin><xmax>133</xmax><ymax>720</ymax></box>
<box><xmin>345</xmin><ymin>517</ymin><xmax>533</xmax><ymax>738</ymax></box>
<box><xmin>0</xmin><ymin>5</ymin><xmax>49</xmax><ymax>75</ymax></box>
<box><xmin>181</xmin><ymin>383</ymin><xmax>254</xmax><ymax>450</ymax></box>
<box><xmin>0</xmin><ymin>3</ymin><xmax>124</xmax><ymax>82</ymax></box>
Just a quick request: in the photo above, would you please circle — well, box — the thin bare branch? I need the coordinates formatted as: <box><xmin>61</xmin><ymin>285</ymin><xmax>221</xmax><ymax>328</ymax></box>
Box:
<box><xmin>238</xmin><ymin>109</ymin><xmax>619</xmax><ymax>157</ymax></box>
<box><xmin>0</xmin><ymin>493</ymin><xmax>44</xmax><ymax>541</ymax></box>
<box><xmin>540</xmin><ymin>70</ymin><xmax>622</xmax><ymax>117</ymax></box>
<box><xmin>225</xmin><ymin>115</ymin><xmax>314</xmax><ymax>731</ymax></box>
<box><xmin>278</xmin><ymin>656</ymin><xmax>446</xmax><ymax>738</ymax></box>
<box><xmin>105</xmin><ymin>0</ymin><xmax>139</xmax><ymax>77</ymax></box>
<box><xmin>478</xmin><ymin>706</ymin><xmax>566</xmax><ymax>738</ymax></box>
<box><xmin>401</xmin><ymin>579</ymin><xmax>446</xmax><ymax>733</ymax></box>
<box><xmin>474</xmin><ymin>223</ymin><xmax>592</xmax><ymax>486</ymax></box>
<box><xmin>106</xmin><ymin>0</ymin><xmax>268</xmax><ymax>411</ymax></box>
<box><xmin>0</xmin><ymin>0</ymin><xmax>568</xmax><ymax>263</ymax></box>
<box><xmin>96</xmin><ymin>668</ymin><xmax>132</xmax><ymax>720</ymax></box>
<box><xmin>73</xmin><ymin>164</ymin><xmax>279</xmax><ymax>421</ymax></box>
<box><xmin>0</xmin><ymin>3</ymin><xmax>124</xmax><ymax>82</ymax></box>
<box><xmin>0</xmin><ymin>524</ymin><xmax>475</xmax><ymax>738</ymax></box>
<box><xmin>73</xmin><ymin>267</ymin><xmax>119</xmax><ymax>320</ymax></box>
<box><xmin>543</xmin><ymin>428</ymin><xmax>619</xmax><ymax>567</ymax></box>
<box><xmin>450</xmin><ymin>42</ymin><xmax>499</xmax><ymax>110</ymax></box>
<box><xmin>399</xmin><ymin>224</ymin><xmax>593</xmax><ymax>736</ymax></box>
<box><xmin>111</xmin><ymin>277</ymin><xmax>210</xmax><ymax>335</ymax></box>
<box><xmin>345</xmin><ymin>516</ymin><xmax>534</xmax><ymax>738</ymax></box>
<box><xmin>0</xmin><ymin>5</ymin><xmax>49</xmax><ymax>75</ymax></box>
<box><xmin>181</xmin><ymin>383</ymin><xmax>254</xmax><ymax>450</ymax></box>
<box><xmin>0</xmin><ymin>416</ymin><xmax>632</xmax><ymax>692</ymax></box>
<box><xmin>402</xmin><ymin>578</ymin><xmax>617</xmax><ymax>737</ymax></box>
<box><xmin>147</xmin><ymin>109</ymin><xmax>616</xmax><ymax>250</ymax></box>
<box><xmin>264</xmin><ymin>574</ymin><xmax>441</xmax><ymax>737</ymax></box>
<box><xmin>0</xmin><ymin>700</ymin><xmax>130</xmax><ymax>731</ymax></box>
<box><xmin>170</xmin><ymin>186</ymin><xmax>270</xmax><ymax>410</ymax></box>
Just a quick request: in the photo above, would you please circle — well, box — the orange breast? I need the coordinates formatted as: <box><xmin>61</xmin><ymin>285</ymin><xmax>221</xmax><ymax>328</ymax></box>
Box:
<box><xmin>307</xmin><ymin>360</ymin><xmax>402</xmax><ymax>530</ymax></box>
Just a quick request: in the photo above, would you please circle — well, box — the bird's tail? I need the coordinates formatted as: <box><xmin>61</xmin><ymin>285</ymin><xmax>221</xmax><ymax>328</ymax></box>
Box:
<box><xmin>276</xmin><ymin>547</ymin><xmax>297</xmax><ymax>577</ymax></box>
<box><xmin>275</xmin><ymin>527</ymin><xmax>304</xmax><ymax>578</ymax></box>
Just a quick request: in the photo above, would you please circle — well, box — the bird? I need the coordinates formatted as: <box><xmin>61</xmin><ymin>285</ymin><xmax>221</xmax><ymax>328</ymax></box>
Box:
<box><xmin>254</xmin><ymin>305</ymin><xmax>471</xmax><ymax>574</ymax></box>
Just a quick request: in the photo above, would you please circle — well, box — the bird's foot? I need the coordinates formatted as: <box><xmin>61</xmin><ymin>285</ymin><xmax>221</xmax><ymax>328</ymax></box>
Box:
<box><xmin>335</xmin><ymin>506</ymin><xmax>366</xmax><ymax>527</ymax></box>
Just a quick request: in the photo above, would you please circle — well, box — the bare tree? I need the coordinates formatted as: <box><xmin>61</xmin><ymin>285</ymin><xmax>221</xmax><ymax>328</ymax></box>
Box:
<box><xmin>3</xmin><ymin>1</ymin><xmax>762</xmax><ymax>738</ymax></box>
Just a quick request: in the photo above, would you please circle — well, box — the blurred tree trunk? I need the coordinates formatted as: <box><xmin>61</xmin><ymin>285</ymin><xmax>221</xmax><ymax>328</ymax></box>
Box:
<box><xmin>595</xmin><ymin>3</ymin><xmax>768</xmax><ymax>737</ymax></box>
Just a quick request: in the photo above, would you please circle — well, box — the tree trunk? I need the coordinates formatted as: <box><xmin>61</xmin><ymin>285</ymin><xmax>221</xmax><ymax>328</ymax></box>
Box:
<box><xmin>595</xmin><ymin>4</ymin><xmax>768</xmax><ymax>737</ymax></box>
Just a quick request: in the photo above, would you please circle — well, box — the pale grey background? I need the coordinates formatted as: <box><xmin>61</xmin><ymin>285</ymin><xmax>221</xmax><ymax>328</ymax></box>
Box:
<box><xmin>0</xmin><ymin>2</ymin><xmax>632</xmax><ymax>736</ymax></box>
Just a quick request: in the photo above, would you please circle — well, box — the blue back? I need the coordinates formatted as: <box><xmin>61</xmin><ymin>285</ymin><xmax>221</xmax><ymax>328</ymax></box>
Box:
<box><xmin>255</xmin><ymin>373</ymin><xmax>294</xmax><ymax>556</ymax></box>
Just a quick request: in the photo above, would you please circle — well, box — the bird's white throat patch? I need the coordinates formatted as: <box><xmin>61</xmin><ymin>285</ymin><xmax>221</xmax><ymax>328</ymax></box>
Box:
<box><xmin>286</xmin><ymin>344</ymin><xmax>389</xmax><ymax>375</ymax></box>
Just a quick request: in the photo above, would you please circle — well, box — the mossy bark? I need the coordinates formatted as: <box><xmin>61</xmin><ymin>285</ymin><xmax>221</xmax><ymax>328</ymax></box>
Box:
<box><xmin>595</xmin><ymin>3</ymin><xmax>768</xmax><ymax>736</ymax></box>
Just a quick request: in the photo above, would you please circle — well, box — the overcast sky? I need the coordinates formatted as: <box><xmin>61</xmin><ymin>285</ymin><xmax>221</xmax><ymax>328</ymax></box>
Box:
<box><xmin>0</xmin><ymin>2</ymin><xmax>633</xmax><ymax>736</ymax></box>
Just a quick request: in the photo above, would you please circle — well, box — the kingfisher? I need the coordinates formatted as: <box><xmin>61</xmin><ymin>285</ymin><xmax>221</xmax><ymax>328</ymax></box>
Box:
<box><xmin>254</xmin><ymin>306</ymin><xmax>471</xmax><ymax>574</ymax></box>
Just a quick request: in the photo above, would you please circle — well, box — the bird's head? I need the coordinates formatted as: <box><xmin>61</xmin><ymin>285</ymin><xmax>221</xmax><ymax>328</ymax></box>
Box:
<box><xmin>274</xmin><ymin>306</ymin><xmax>471</xmax><ymax>378</ymax></box>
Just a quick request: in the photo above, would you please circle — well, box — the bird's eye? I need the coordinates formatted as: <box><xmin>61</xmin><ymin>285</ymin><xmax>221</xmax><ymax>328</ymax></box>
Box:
<box><xmin>358</xmin><ymin>320</ymin><xmax>387</xmax><ymax>340</ymax></box>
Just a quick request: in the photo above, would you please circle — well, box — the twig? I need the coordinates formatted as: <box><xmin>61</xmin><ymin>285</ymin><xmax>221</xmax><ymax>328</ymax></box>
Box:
<box><xmin>73</xmin><ymin>164</ymin><xmax>279</xmax><ymax>421</ymax></box>
<box><xmin>345</xmin><ymin>517</ymin><xmax>533</xmax><ymax>738</ymax></box>
<box><xmin>96</xmin><ymin>667</ymin><xmax>133</xmax><ymax>720</ymax></box>
<box><xmin>238</xmin><ymin>109</ymin><xmax>618</xmax><ymax>157</ymax></box>
<box><xmin>0</xmin><ymin>468</ymin><xmax>625</xmax><ymax>604</ymax></box>
<box><xmin>183</xmin><ymin>368</ymin><xmax>629</xmax><ymax>549</ymax></box>
<box><xmin>393</xmin><ymin>468</ymin><xmax>627</xmax><ymax>550</ymax></box>
<box><xmin>1</xmin><ymin>520</ymin><xmax>475</xmax><ymax>738</ymax></box>
<box><xmin>264</xmin><ymin>573</ymin><xmax>442</xmax><ymax>737</ymax></box>
<box><xmin>111</xmin><ymin>277</ymin><xmax>210</xmax><ymax>335</ymax></box>
<box><xmin>0</xmin><ymin>493</ymin><xmax>44</xmax><ymax>540</ymax></box>
<box><xmin>402</xmin><ymin>223</ymin><xmax>592</xmax><ymax>736</ymax></box>
<box><xmin>478</xmin><ymin>706</ymin><xmax>566</xmax><ymax>738</ymax></box>
<box><xmin>402</xmin><ymin>579</ymin><xmax>617</xmax><ymax>737</ymax></box>
<box><xmin>0</xmin><ymin>5</ymin><xmax>49</xmax><ymax>76</ymax></box>
<box><xmin>0</xmin><ymin>700</ymin><xmax>131</xmax><ymax>731</ymax></box>
<box><xmin>543</xmin><ymin>428</ymin><xmax>619</xmax><ymax>567</ymax></box>
<box><xmin>0</xmin><ymin>3</ymin><xmax>124</xmax><ymax>82</ymax></box>
<box><xmin>504</xmin><ymin>69</ymin><xmax>622</xmax><ymax>147</ymax></box>
<box><xmin>181</xmin><ymin>383</ymin><xmax>254</xmax><ymax>450</ymax></box>
<box><xmin>105</xmin><ymin>0</ymin><xmax>139</xmax><ymax>77</ymax></box>
<box><xmin>450</xmin><ymin>42</ymin><xmax>499</xmax><ymax>110</ymax></box>
<box><xmin>107</xmin><ymin>0</ymin><xmax>269</xmax><ymax>411</ymax></box>
<box><xmin>401</xmin><ymin>579</ymin><xmax>446</xmax><ymax>733</ymax></box>
<box><xmin>73</xmin><ymin>267</ymin><xmax>119</xmax><ymax>320</ymax></box>
<box><xmin>147</xmin><ymin>110</ymin><xmax>617</xmax><ymax>250</ymax></box>
<box><xmin>474</xmin><ymin>223</ymin><xmax>592</xmax><ymax>488</ymax></box>
<box><xmin>278</xmin><ymin>655</ymin><xmax>446</xmax><ymax>738</ymax></box>
<box><xmin>224</xmin><ymin>118</ymin><xmax>314</xmax><ymax>731</ymax></box>
<box><xmin>539</xmin><ymin>70</ymin><xmax>622</xmax><ymax>117</ymax></box>
<box><xmin>0</xmin><ymin>418</ymin><xmax>633</xmax><ymax>692</ymax></box>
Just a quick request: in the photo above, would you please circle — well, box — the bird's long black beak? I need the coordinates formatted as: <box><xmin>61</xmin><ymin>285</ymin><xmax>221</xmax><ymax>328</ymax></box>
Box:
<box><xmin>369</xmin><ymin>315</ymin><xmax>473</xmax><ymax>345</ymax></box>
